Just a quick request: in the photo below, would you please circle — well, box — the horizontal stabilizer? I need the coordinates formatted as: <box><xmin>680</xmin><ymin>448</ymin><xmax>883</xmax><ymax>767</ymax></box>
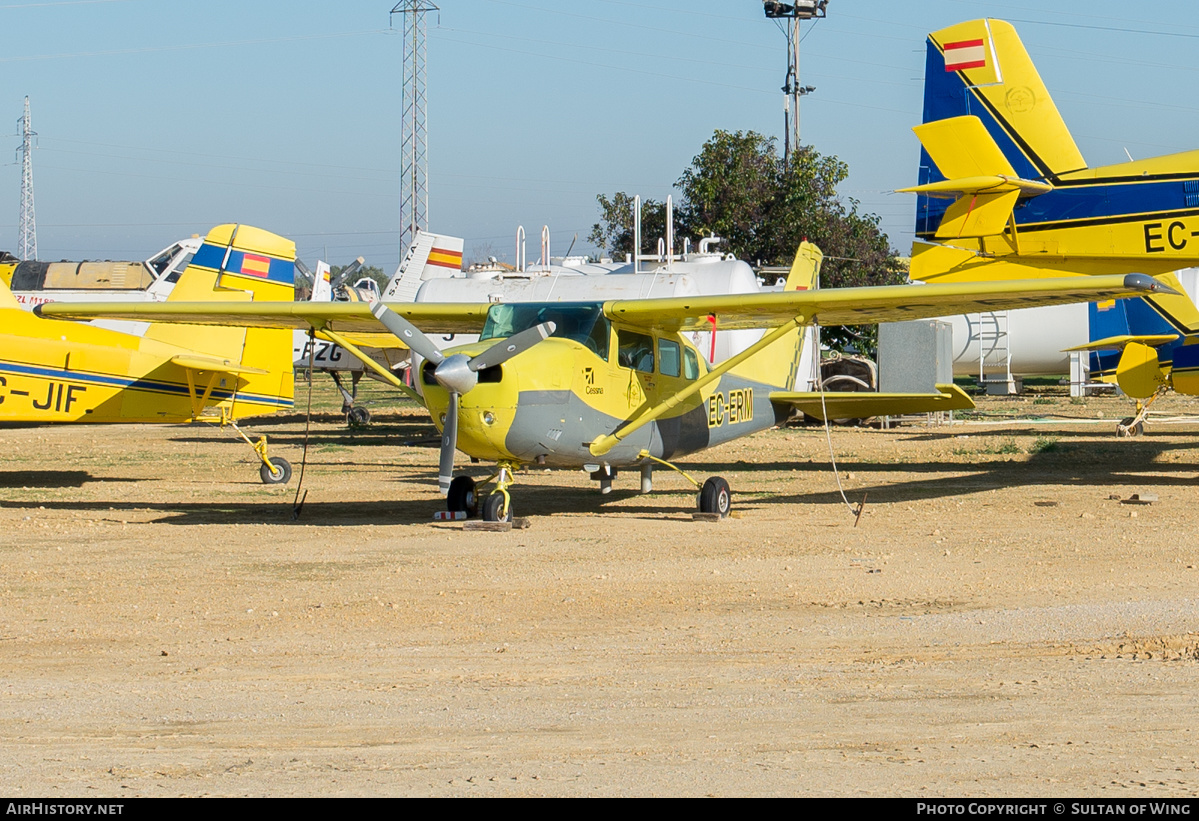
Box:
<box><xmin>912</xmin><ymin>116</ymin><xmax>1016</xmax><ymax>180</ymax></box>
<box><xmin>901</xmin><ymin>116</ymin><xmax>1052</xmax><ymax>239</ymax></box>
<box><xmin>898</xmin><ymin>175</ymin><xmax>1052</xmax><ymax>199</ymax></box>
<box><xmin>1063</xmin><ymin>334</ymin><xmax>1180</xmax><ymax>353</ymax></box>
<box><xmin>170</xmin><ymin>354</ymin><xmax>268</xmax><ymax>375</ymax></box>
<box><xmin>770</xmin><ymin>383</ymin><xmax>974</xmax><ymax>421</ymax></box>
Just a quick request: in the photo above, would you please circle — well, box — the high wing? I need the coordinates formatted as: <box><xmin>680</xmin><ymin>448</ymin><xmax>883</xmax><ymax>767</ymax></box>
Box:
<box><xmin>37</xmin><ymin>273</ymin><xmax>1174</xmax><ymax>335</ymax></box>
<box><xmin>603</xmin><ymin>273</ymin><xmax>1177</xmax><ymax>331</ymax></box>
<box><xmin>37</xmin><ymin>300</ymin><xmax>491</xmax><ymax>335</ymax></box>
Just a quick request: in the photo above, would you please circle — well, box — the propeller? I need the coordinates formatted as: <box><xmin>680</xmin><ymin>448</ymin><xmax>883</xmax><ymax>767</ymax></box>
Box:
<box><xmin>369</xmin><ymin>299</ymin><xmax>555</xmax><ymax>493</ymax></box>
<box><xmin>329</xmin><ymin>257</ymin><xmax>366</xmax><ymax>292</ymax></box>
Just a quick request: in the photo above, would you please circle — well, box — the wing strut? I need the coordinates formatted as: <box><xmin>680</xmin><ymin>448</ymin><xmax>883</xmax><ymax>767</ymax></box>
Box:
<box><xmin>318</xmin><ymin>327</ymin><xmax>422</xmax><ymax>404</ymax></box>
<box><xmin>588</xmin><ymin>313</ymin><xmax>808</xmax><ymax>457</ymax></box>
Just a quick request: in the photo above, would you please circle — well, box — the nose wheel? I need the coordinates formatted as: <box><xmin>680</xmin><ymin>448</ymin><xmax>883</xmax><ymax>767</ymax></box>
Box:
<box><xmin>482</xmin><ymin>491</ymin><xmax>513</xmax><ymax>522</ymax></box>
<box><xmin>444</xmin><ymin>462</ymin><xmax>518</xmax><ymax>522</ymax></box>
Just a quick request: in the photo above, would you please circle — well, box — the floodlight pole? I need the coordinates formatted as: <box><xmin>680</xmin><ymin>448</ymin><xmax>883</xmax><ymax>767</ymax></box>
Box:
<box><xmin>763</xmin><ymin>1</ymin><xmax>827</xmax><ymax>161</ymax></box>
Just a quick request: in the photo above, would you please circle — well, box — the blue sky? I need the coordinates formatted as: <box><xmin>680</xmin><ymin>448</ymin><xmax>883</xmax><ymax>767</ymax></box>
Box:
<box><xmin>3</xmin><ymin>0</ymin><xmax>1198</xmax><ymax>270</ymax></box>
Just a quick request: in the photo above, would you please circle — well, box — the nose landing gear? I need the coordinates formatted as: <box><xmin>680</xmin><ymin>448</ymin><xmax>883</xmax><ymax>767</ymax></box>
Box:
<box><xmin>444</xmin><ymin>461</ymin><xmax>519</xmax><ymax>522</ymax></box>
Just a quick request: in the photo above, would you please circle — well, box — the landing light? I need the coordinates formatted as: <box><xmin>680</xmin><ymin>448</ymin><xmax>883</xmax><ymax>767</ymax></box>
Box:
<box><xmin>482</xmin><ymin>411</ymin><xmax>496</xmax><ymax>426</ymax></box>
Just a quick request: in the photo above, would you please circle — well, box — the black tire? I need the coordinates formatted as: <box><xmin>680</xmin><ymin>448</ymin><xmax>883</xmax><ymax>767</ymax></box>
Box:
<box><xmin>260</xmin><ymin>456</ymin><xmax>292</xmax><ymax>485</ymax></box>
<box><xmin>482</xmin><ymin>492</ymin><xmax>512</xmax><ymax>523</ymax></box>
<box><xmin>447</xmin><ymin>476</ymin><xmax>479</xmax><ymax>517</ymax></box>
<box><xmin>698</xmin><ymin>476</ymin><xmax>731</xmax><ymax>517</ymax></box>
<box><xmin>346</xmin><ymin>406</ymin><xmax>372</xmax><ymax>427</ymax></box>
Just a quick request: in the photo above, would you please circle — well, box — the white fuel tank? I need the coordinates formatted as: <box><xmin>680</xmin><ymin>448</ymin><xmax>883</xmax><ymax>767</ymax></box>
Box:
<box><xmin>940</xmin><ymin>268</ymin><xmax>1199</xmax><ymax>376</ymax></box>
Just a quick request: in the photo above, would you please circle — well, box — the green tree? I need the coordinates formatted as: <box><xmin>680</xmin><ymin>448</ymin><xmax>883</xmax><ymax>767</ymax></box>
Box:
<box><xmin>591</xmin><ymin>130</ymin><xmax>905</xmax><ymax>352</ymax></box>
<box><xmin>587</xmin><ymin>193</ymin><xmax>670</xmax><ymax>262</ymax></box>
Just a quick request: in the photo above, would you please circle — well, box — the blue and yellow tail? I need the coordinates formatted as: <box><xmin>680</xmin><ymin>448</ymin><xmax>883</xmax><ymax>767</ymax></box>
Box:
<box><xmin>147</xmin><ymin>223</ymin><xmax>296</xmax><ymax>416</ymax></box>
<box><xmin>1080</xmin><ymin>274</ymin><xmax>1199</xmax><ymax>398</ymax></box>
<box><xmin>909</xmin><ymin>19</ymin><xmax>1084</xmax><ymax>240</ymax></box>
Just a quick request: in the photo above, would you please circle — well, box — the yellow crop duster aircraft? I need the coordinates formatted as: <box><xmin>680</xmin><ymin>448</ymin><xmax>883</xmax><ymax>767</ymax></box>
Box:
<box><xmin>900</xmin><ymin>18</ymin><xmax>1199</xmax><ymax>429</ymax></box>
<box><xmin>6</xmin><ymin>223</ymin><xmax>297</xmax><ymax>482</ymax></box>
<box><xmin>38</xmin><ymin>241</ymin><xmax>1173</xmax><ymax>520</ymax></box>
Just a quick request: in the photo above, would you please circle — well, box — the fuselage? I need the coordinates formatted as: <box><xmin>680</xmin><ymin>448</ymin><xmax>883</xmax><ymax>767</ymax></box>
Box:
<box><xmin>418</xmin><ymin>304</ymin><xmax>784</xmax><ymax>469</ymax></box>
<box><xmin>0</xmin><ymin>308</ymin><xmax>289</xmax><ymax>424</ymax></box>
<box><xmin>917</xmin><ymin>153</ymin><xmax>1199</xmax><ymax>272</ymax></box>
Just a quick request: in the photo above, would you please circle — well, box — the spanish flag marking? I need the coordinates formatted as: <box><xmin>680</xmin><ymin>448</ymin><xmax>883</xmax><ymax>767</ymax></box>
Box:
<box><xmin>428</xmin><ymin>249</ymin><xmax>464</xmax><ymax>270</ymax></box>
<box><xmin>944</xmin><ymin>38</ymin><xmax>987</xmax><ymax>72</ymax></box>
<box><xmin>240</xmin><ymin>253</ymin><xmax>272</xmax><ymax>278</ymax></box>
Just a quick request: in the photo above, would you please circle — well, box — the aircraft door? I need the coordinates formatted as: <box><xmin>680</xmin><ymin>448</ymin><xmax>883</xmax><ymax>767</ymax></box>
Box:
<box><xmin>616</xmin><ymin>329</ymin><xmax>655</xmax><ymax>406</ymax></box>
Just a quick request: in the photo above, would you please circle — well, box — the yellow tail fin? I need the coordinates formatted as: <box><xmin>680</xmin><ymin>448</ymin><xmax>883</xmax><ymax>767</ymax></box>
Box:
<box><xmin>146</xmin><ymin>223</ymin><xmax>296</xmax><ymax>415</ymax></box>
<box><xmin>783</xmin><ymin>241</ymin><xmax>822</xmax><ymax>291</ymax></box>
<box><xmin>926</xmin><ymin>19</ymin><xmax>1086</xmax><ymax>179</ymax></box>
<box><xmin>732</xmin><ymin>241</ymin><xmax>823</xmax><ymax>389</ymax></box>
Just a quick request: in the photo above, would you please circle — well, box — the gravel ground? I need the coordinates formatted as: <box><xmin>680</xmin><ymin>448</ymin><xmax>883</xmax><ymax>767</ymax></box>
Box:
<box><xmin>1</xmin><ymin>385</ymin><xmax>1197</xmax><ymax>796</ymax></box>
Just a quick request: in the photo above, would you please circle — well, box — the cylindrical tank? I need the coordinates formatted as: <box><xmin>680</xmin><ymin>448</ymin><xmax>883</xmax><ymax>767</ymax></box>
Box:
<box><xmin>940</xmin><ymin>268</ymin><xmax>1199</xmax><ymax>376</ymax></box>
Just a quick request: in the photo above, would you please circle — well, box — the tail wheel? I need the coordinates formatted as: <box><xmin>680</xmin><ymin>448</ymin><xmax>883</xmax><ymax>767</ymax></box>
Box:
<box><xmin>482</xmin><ymin>492</ymin><xmax>512</xmax><ymax>523</ymax></box>
<box><xmin>447</xmin><ymin>476</ymin><xmax>479</xmax><ymax>517</ymax></box>
<box><xmin>346</xmin><ymin>406</ymin><xmax>372</xmax><ymax>427</ymax></box>
<box><xmin>1118</xmin><ymin>417</ymin><xmax>1144</xmax><ymax>437</ymax></box>
<box><xmin>259</xmin><ymin>456</ymin><xmax>292</xmax><ymax>485</ymax></box>
<box><xmin>698</xmin><ymin>477</ymin><xmax>731</xmax><ymax>518</ymax></box>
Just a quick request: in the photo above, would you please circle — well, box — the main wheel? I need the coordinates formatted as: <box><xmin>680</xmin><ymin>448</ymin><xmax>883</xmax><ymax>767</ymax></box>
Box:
<box><xmin>346</xmin><ymin>406</ymin><xmax>372</xmax><ymax>427</ymax></box>
<box><xmin>259</xmin><ymin>456</ymin><xmax>292</xmax><ymax>485</ymax></box>
<box><xmin>447</xmin><ymin>476</ymin><xmax>479</xmax><ymax>517</ymax></box>
<box><xmin>698</xmin><ymin>476</ymin><xmax>731</xmax><ymax>517</ymax></box>
<box><xmin>482</xmin><ymin>492</ymin><xmax>513</xmax><ymax>523</ymax></box>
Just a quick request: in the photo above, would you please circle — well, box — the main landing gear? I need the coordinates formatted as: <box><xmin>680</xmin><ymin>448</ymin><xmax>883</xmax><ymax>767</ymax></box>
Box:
<box><xmin>443</xmin><ymin>456</ymin><xmax>732</xmax><ymax>521</ymax></box>
<box><xmin>217</xmin><ymin>417</ymin><xmax>292</xmax><ymax>485</ymax></box>
<box><xmin>1117</xmin><ymin>389</ymin><xmax>1165</xmax><ymax>438</ymax></box>
<box><xmin>635</xmin><ymin>451</ymin><xmax>732</xmax><ymax>518</ymax></box>
<box><xmin>698</xmin><ymin>476</ymin><xmax>732</xmax><ymax>517</ymax></box>
<box><xmin>330</xmin><ymin>371</ymin><xmax>371</xmax><ymax>427</ymax></box>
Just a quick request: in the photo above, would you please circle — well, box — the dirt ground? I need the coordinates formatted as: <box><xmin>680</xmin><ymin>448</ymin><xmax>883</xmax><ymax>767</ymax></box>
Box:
<box><xmin>2</xmin><ymin>380</ymin><xmax>1198</xmax><ymax>797</ymax></box>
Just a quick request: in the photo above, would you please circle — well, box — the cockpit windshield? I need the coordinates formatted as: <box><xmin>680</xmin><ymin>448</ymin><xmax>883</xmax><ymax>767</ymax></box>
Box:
<box><xmin>481</xmin><ymin>302</ymin><xmax>610</xmax><ymax>360</ymax></box>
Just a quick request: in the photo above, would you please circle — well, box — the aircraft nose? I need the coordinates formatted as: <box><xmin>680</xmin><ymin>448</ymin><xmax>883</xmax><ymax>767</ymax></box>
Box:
<box><xmin>432</xmin><ymin>353</ymin><xmax>477</xmax><ymax>394</ymax></box>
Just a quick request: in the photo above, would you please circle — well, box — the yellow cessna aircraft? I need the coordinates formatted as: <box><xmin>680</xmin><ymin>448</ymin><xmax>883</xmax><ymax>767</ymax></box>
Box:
<box><xmin>900</xmin><ymin>17</ymin><xmax>1199</xmax><ymax>430</ymax></box>
<box><xmin>5</xmin><ymin>223</ymin><xmax>297</xmax><ymax>482</ymax></box>
<box><xmin>37</xmin><ymin>241</ymin><xmax>1174</xmax><ymax>520</ymax></box>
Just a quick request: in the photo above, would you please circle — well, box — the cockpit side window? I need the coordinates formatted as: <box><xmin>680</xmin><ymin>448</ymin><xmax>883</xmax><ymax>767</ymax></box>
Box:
<box><xmin>658</xmin><ymin>338</ymin><xmax>681</xmax><ymax>377</ymax></box>
<box><xmin>147</xmin><ymin>244</ymin><xmax>181</xmax><ymax>276</ymax></box>
<box><xmin>164</xmin><ymin>253</ymin><xmax>194</xmax><ymax>284</ymax></box>
<box><xmin>618</xmin><ymin>330</ymin><xmax>655</xmax><ymax>374</ymax></box>
<box><xmin>683</xmin><ymin>347</ymin><xmax>701</xmax><ymax>380</ymax></box>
